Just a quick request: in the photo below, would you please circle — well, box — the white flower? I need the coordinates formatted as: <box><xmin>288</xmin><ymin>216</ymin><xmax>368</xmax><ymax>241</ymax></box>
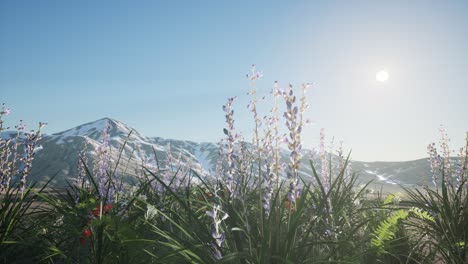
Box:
<box><xmin>145</xmin><ymin>204</ymin><xmax>158</xmax><ymax>220</ymax></box>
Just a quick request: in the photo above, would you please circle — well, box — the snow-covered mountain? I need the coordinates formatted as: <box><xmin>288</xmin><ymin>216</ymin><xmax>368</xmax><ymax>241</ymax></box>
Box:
<box><xmin>29</xmin><ymin>118</ymin><xmax>220</xmax><ymax>186</ymax></box>
<box><xmin>19</xmin><ymin>118</ymin><xmax>433</xmax><ymax>191</ymax></box>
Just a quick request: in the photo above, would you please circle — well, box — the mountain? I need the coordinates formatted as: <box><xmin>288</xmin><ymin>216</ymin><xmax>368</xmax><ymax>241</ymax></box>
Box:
<box><xmin>352</xmin><ymin>159</ymin><xmax>433</xmax><ymax>193</ymax></box>
<box><xmin>28</xmin><ymin>118</ymin><xmax>219</xmax><ymax>186</ymax></box>
<box><xmin>16</xmin><ymin>118</ymin><xmax>433</xmax><ymax>192</ymax></box>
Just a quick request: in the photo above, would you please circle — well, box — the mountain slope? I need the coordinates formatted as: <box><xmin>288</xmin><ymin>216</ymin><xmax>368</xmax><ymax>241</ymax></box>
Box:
<box><xmin>30</xmin><ymin>118</ymin><xmax>218</xmax><ymax>186</ymax></box>
<box><xmin>18</xmin><ymin>118</ymin><xmax>434</xmax><ymax>191</ymax></box>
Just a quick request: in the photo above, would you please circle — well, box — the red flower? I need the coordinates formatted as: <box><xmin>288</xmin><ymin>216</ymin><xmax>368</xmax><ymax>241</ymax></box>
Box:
<box><xmin>92</xmin><ymin>203</ymin><xmax>113</xmax><ymax>217</ymax></box>
<box><xmin>80</xmin><ymin>228</ymin><xmax>92</xmax><ymax>247</ymax></box>
<box><xmin>285</xmin><ymin>198</ymin><xmax>296</xmax><ymax>211</ymax></box>
<box><xmin>92</xmin><ymin>207</ymin><xmax>100</xmax><ymax>217</ymax></box>
<box><xmin>83</xmin><ymin>228</ymin><xmax>92</xmax><ymax>237</ymax></box>
<box><xmin>103</xmin><ymin>203</ymin><xmax>113</xmax><ymax>213</ymax></box>
<box><xmin>285</xmin><ymin>198</ymin><xmax>291</xmax><ymax>210</ymax></box>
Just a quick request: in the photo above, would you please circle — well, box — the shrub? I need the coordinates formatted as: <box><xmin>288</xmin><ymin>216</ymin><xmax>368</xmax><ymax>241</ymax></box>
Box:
<box><xmin>403</xmin><ymin>129</ymin><xmax>468</xmax><ymax>263</ymax></box>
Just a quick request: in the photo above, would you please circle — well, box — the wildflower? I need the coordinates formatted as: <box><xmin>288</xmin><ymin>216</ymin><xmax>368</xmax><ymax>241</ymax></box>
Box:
<box><xmin>222</xmin><ymin>97</ymin><xmax>239</xmax><ymax>196</ymax></box>
<box><xmin>427</xmin><ymin>128</ymin><xmax>468</xmax><ymax>193</ymax></box>
<box><xmin>206</xmin><ymin>203</ymin><xmax>229</xmax><ymax>259</ymax></box>
<box><xmin>83</xmin><ymin>228</ymin><xmax>92</xmax><ymax>237</ymax></box>
<box><xmin>438</xmin><ymin>127</ymin><xmax>453</xmax><ymax>184</ymax></box>
<box><xmin>0</xmin><ymin>104</ymin><xmax>10</xmax><ymax>116</ymax></box>
<box><xmin>336</xmin><ymin>140</ymin><xmax>344</xmax><ymax>173</ymax></box>
<box><xmin>76</xmin><ymin>145</ymin><xmax>88</xmax><ymax>190</ymax></box>
<box><xmin>281</xmin><ymin>84</ymin><xmax>309</xmax><ymax>204</ymax></box>
<box><xmin>262</xmin><ymin>162</ymin><xmax>274</xmax><ymax>215</ymax></box>
<box><xmin>456</xmin><ymin>144</ymin><xmax>467</xmax><ymax>189</ymax></box>
<box><xmin>20</xmin><ymin>123</ymin><xmax>46</xmax><ymax>196</ymax></box>
<box><xmin>246</xmin><ymin>64</ymin><xmax>263</xmax><ymax>81</ymax></box>
<box><xmin>0</xmin><ymin>116</ymin><xmax>44</xmax><ymax>192</ymax></box>
<box><xmin>80</xmin><ymin>228</ymin><xmax>93</xmax><ymax>246</ymax></box>
<box><xmin>92</xmin><ymin>203</ymin><xmax>113</xmax><ymax>217</ymax></box>
<box><xmin>94</xmin><ymin>121</ymin><xmax>113</xmax><ymax>201</ymax></box>
<box><xmin>145</xmin><ymin>204</ymin><xmax>158</xmax><ymax>220</ymax></box>
<box><xmin>319</xmin><ymin>128</ymin><xmax>331</xmax><ymax>193</ymax></box>
<box><xmin>14</xmin><ymin>120</ymin><xmax>25</xmax><ymax>132</ymax></box>
<box><xmin>427</xmin><ymin>142</ymin><xmax>440</xmax><ymax>188</ymax></box>
<box><xmin>92</xmin><ymin>207</ymin><xmax>100</xmax><ymax>217</ymax></box>
<box><xmin>270</xmin><ymin>81</ymin><xmax>283</xmax><ymax>187</ymax></box>
<box><xmin>285</xmin><ymin>197</ymin><xmax>291</xmax><ymax>210</ymax></box>
<box><xmin>246</xmin><ymin>66</ymin><xmax>278</xmax><ymax>215</ymax></box>
<box><xmin>80</xmin><ymin>228</ymin><xmax>92</xmax><ymax>246</ymax></box>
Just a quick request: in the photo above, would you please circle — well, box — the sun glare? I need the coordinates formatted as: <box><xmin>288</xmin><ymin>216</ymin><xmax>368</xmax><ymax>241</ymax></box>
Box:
<box><xmin>376</xmin><ymin>70</ymin><xmax>389</xmax><ymax>82</ymax></box>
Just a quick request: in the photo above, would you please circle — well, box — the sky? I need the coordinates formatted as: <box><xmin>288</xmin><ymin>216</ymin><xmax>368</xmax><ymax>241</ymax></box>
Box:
<box><xmin>1</xmin><ymin>0</ymin><xmax>467</xmax><ymax>162</ymax></box>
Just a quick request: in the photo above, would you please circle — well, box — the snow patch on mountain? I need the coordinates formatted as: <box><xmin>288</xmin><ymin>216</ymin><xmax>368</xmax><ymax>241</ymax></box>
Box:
<box><xmin>54</xmin><ymin>119</ymin><xmax>108</xmax><ymax>138</ymax></box>
<box><xmin>194</xmin><ymin>145</ymin><xmax>215</xmax><ymax>174</ymax></box>
<box><xmin>365</xmin><ymin>169</ymin><xmax>397</xmax><ymax>185</ymax></box>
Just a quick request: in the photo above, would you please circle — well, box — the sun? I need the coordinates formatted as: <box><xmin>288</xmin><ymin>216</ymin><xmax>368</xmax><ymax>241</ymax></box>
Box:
<box><xmin>376</xmin><ymin>70</ymin><xmax>389</xmax><ymax>82</ymax></box>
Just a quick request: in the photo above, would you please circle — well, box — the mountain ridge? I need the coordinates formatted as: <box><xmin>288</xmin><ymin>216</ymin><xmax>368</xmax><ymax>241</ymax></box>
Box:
<box><xmin>5</xmin><ymin>117</ymin><xmax>435</xmax><ymax>191</ymax></box>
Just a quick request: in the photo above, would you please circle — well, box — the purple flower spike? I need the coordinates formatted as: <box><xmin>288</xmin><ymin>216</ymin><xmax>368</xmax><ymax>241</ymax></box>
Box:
<box><xmin>0</xmin><ymin>103</ymin><xmax>11</xmax><ymax>116</ymax></box>
<box><xmin>320</xmin><ymin>128</ymin><xmax>330</xmax><ymax>193</ymax></box>
<box><xmin>206</xmin><ymin>204</ymin><xmax>229</xmax><ymax>259</ymax></box>
<box><xmin>280</xmin><ymin>83</ymin><xmax>310</xmax><ymax>207</ymax></box>
<box><xmin>94</xmin><ymin>121</ymin><xmax>114</xmax><ymax>202</ymax></box>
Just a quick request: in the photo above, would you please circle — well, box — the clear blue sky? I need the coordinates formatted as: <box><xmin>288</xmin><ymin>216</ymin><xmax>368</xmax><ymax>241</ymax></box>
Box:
<box><xmin>1</xmin><ymin>0</ymin><xmax>467</xmax><ymax>161</ymax></box>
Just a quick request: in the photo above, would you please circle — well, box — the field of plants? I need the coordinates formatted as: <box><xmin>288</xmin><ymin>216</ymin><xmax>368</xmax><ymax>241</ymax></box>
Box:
<box><xmin>1</xmin><ymin>69</ymin><xmax>467</xmax><ymax>263</ymax></box>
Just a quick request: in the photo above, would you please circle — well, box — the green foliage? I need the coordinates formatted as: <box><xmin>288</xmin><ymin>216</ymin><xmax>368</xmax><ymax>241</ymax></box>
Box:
<box><xmin>403</xmin><ymin>177</ymin><xmax>468</xmax><ymax>264</ymax></box>
<box><xmin>1</xmin><ymin>151</ymin><xmax>464</xmax><ymax>263</ymax></box>
<box><xmin>408</xmin><ymin>207</ymin><xmax>435</xmax><ymax>223</ymax></box>
<box><xmin>371</xmin><ymin>209</ymin><xmax>409</xmax><ymax>255</ymax></box>
<box><xmin>0</xmin><ymin>184</ymin><xmax>43</xmax><ymax>262</ymax></box>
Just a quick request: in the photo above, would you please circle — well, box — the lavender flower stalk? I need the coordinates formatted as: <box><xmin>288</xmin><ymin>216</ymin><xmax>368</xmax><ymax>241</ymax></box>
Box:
<box><xmin>222</xmin><ymin>97</ymin><xmax>238</xmax><ymax>196</ymax></box>
<box><xmin>438</xmin><ymin>127</ymin><xmax>452</xmax><ymax>185</ymax></box>
<box><xmin>261</xmin><ymin>115</ymin><xmax>275</xmax><ymax>215</ymax></box>
<box><xmin>0</xmin><ymin>104</ymin><xmax>45</xmax><ymax>196</ymax></box>
<box><xmin>427</xmin><ymin>142</ymin><xmax>440</xmax><ymax>188</ymax></box>
<box><xmin>456</xmin><ymin>133</ymin><xmax>468</xmax><ymax>189</ymax></box>
<box><xmin>281</xmin><ymin>83</ymin><xmax>309</xmax><ymax>204</ymax></box>
<box><xmin>246</xmin><ymin>64</ymin><xmax>264</xmax><ymax>175</ymax></box>
<box><xmin>0</xmin><ymin>113</ymin><xmax>16</xmax><ymax>191</ymax></box>
<box><xmin>271</xmin><ymin>81</ymin><xmax>283</xmax><ymax>189</ymax></box>
<box><xmin>336</xmin><ymin>140</ymin><xmax>344</xmax><ymax>174</ymax></box>
<box><xmin>20</xmin><ymin>122</ymin><xmax>46</xmax><ymax>197</ymax></box>
<box><xmin>259</xmin><ymin>81</ymin><xmax>287</xmax><ymax>215</ymax></box>
<box><xmin>0</xmin><ymin>103</ymin><xmax>11</xmax><ymax>131</ymax></box>
<box><xmin>319</xmin><ymin>129</ymin><xmax>330</xmax><ymax>193</ymax></box>
<box><xmin>247</xmin><ymin>64</ymin><xmax>273</xmax><ymax>215</ymax></box>
<box><xmin>427</xmin><ymin>128</ymin><xmax>468</xmax><ymax>193</ymax></box>
<box><xmin>94</xmin><ymin>121</ymin><xmax>113</xmax><ymax>202</ymax></box>
<box><xmin>206</xmin><ymin>202</ymin><xmax>229</xmax><ymax>259</ymax></box>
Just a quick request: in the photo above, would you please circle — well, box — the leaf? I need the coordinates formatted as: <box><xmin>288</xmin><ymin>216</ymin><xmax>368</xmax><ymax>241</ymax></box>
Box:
<box><xmin>371</xmin><ymin>209</ymin><xmax>409</xmax><ymax>255</ymax></box>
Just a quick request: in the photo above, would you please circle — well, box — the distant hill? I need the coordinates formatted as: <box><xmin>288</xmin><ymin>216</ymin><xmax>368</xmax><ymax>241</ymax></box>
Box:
<box><xmin>4</xmin><ymin>117</ymin><xmax>435</xmax><ymax>192</ymax></box>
